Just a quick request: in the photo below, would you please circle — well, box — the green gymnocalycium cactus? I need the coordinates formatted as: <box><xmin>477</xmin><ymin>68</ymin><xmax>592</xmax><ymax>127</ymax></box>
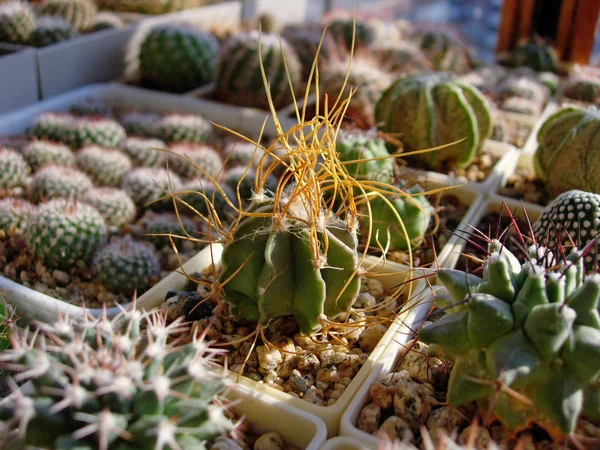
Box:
<box><xmin>0</xmin><ymin>309</ymin><xmax>234</xmax><ymax>448</ymax></box>
<box><xmin>505</xmin><ymin>40</ymin><xmax>560</xmax><ymax>73</ymax></box>
<box><xmin>0</xmin><ymin>197</ymin><xmax>33</xmax><ymax>235</ymax></box>
<box><xmin>421</xmin><ymin>239</ymin><xmax>600</xmax><ymax>438</ymax></box>
<box><xmin>138</xmin><ymin>23</ymin><xmax>220</xmax><ymax>93</ymax></box>
<box><xmin>534</xmin><ymin>106</ymin><xmax>600</xmax><ymax>198</ymax></box>
<box><xmin>410</xmin><ymin>29</ymin><xmax>473</xmax><ymax>74</ymax></box>
<box><xmin>375</xmin><ymin>72</ymin><xmax>492</xmax><ymax>169</ymax></box>
<box><xmin>364</xmin><ymin>184</ymin><xmax>433</xmax><ymax>251</ymax></box>
<box><xmin>217</xmin><ymin>188</ymin><xmax>361</xmax><ymax>335</ymax></box>
<box><xmin>335</xmin><ymin>129</ymin><xmax>394</xmax><ymax>185</ymax></box>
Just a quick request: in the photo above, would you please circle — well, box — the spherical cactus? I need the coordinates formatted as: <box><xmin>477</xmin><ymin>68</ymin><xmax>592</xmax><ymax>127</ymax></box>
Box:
<box><xmin>321</xmin><ymin>56</ymin><xmax>393</xmax><ymax>128</ymax></box>
<box><xmin>0</xmin><ymin>147</ymin><xmax>29</xmax><ymax>190</ymax></box>
<box><xmin>167</xmin><ymin>143</ymin><xmax>223</xmax><ymax>180</ymax></box>
<box><xmin>410</xmin><ymin>29</ymin><xmax>473</xmax><ymax>74</ymax></box>
<box><xmin>71</xmin><ymin>116</ymin><xmax>127</xmax><ymax>149</ymax></box>
<box><xmin>31</xmin><ymin>165</ymin><xmax>93</xmax><ymax>203</ymax></box>
<box><xmin>140</xmin><ymin>211</ymin><xmax>198</xmax><ymax>249</ymax></box>
<box><xmin>121</xmin><ymin>167</ymin><xmax>183</xmax><ymax>210</ymax></box>
<box><xmin>92</xmin><ymin>235</ymin><xmax>160</xmax><ymax>295</ymax></box>
<box><xmin>38</xmin><ymin>0</ymin><xmax>97</xmax><ymax>31</ymax></box>
<box><xmin>281</xmin><ymin>23</ymin><xmax>330</xmax><ymax>80</ymax></box>
<box><xmin>122</xmin><ymin>136</ymin><xmax>167</xmax><ymax>168</ymax></box>
<box><xmin>26</xmin><ymin>198</ymin><xmax>107</xmax><ymax>269</ymax></box>
<box><xmin>505</xmin><ymin>40</ymin><xmax>560</xmax><ymax>73</ymax></box>
<box><xmin>376</xmin><ymin>73</ymin><xmax>492</xmax><ymax>169</ymax></box>
<box><xmin>176</xmin><ymin>178</ymin><xmax>236</xmax><ymax>217</ymax></box>
<box><xmin>76</xmin><ymin>145</ymin><xmax>132</xmax><ymax>186</ymax></box>
<box><xmin>539</xmin><ymin>71</ymin><xmax>560</xmax><ymax>94</ymax></box>
<box><xmin>137</xmin><ymin>23</ymin><xmax>220</xmax><ymax>93</ymax></box>
<box><xmin>29</xmin><ymin>112</ymin><xmax>76</xmax><ymax>144</ymax></box>
<box><xmin>218</xmin><ymin>190</ymin><xmax>361</xmax><ymax>334</ymax></box>
<box><xmin>325</xmin><ymin>17</ymin><xmax>377</xmax><ymax>50</ymax></box>
<box><xmin>222</xmin><ymin>140</ymin><xmax>261</xmax><ymax>167</ymax></box>
<box><xmin>532</xmin><ymin>190</ymin><xmax>600</xmax><ymax>271</ymax></box>
<box><xmin>22</xmin><ymin>140</ymin><xmax>75</xmax><ymax>171</ymax></box>
<box><xmin>0</xmin><ymin>197</ymin><xmax>33</xmax><ymax>234</ymax></box>
<box><xmin>335</xmin><ymin>129</ymin><xmax>394</xmax><ymax>185</ymax></box>
<box><xmin>157</xmin><ymin>113</ymin><xmax>212</xmax><ymax>144</ymax></box>
<box><xmin>0</xmin><ymin>0</ymin><xmax>35</xmax><ymax>44</ymax></box>
<box><xmin>363</xmin><ymin>185</ymin><xmax>433</xmax><ymax>251</ymax></box>
<box><xmin>83</xmin><ymin>187</ymin><xmax>136</xmax><ymax>228</ymax></box>
<box><xmin>28</xmin><ymin>15</ymin><xmax>75</xmax><ymax>47</ymax></box>
<box><xmin>221</xmin><ymin>165</ymin><xmax>277</xmax><ymax>200</ymax></box>
<box><xmin>497</xmin><ymin>75</ymin><xmax>549</xmax><ymax>103</ymax></box>
<box><xmin>0</xmin><ymin>309</ymin><xmax>233</xmax><ymax>448</ymax></box>
<box><xmin>120</xmin><ymin>111</ymin><xmax>161</xmax><ymax>137</ymax></box>
<box><xmin>422</xmin><ymin>239</ymin><xmax>600</xmax><ymax>439</ymax></box>
<box><xmin>501</xmin><ymin>96</ymin><xmax>542</xmax><ymax>116</ymax></box>
<box><xmin>374</xmin><ymin>42</ymin><xmax>433</xmax><ymax>75</ymax></box>
<box><xmin>534</xmin><ymin>106</ymin><xmax>600</xmax><ymax>197</ymax></box>
<box><xmin>215</xmin><ymin>31</ymin><xmax>302</xmax><ymax>110</ymax></box>
<box><xmin>90</xmin><ymin>11</ymin><xmax>123</xmax><ymax>31</ymax></box>
<box><xmin>560</xmin><ymin>70</ymin><xmax>600</xmax><ymax>105</ymax></box>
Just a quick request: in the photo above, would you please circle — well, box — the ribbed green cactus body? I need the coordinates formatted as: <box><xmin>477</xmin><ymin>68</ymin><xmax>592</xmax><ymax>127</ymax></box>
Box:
<box><xmin>281</xmin><ymin>23</ymin><xmax>329</xmax><ymax>80</ymax></box>
<box><xmin>0</xmin><ymin>147</ymin><xmax>29</xmax><ymax>189</ymax></box>
<box><xmin>411</xmin><ymin>30</ymin><xmax>472</xmax><ymax>74</ymax></box>
<box><xmin>508</xmin><ymin>41</ymin><xmax>559</xmax><ymax>73</ymax></box>
<box><xmin>27</xmin><ymin>198</ymin><xmax>107</xmax><ymax>269</ymax></box>
<box><xmin>422</xmin><ymin>241</ymin><xmax>600</xmax><ymax>436</ymax></box>
<box><xmin>335</xmin><ymin>130</ymin><xmax>394</xmax><ymax>184</ymax></box>
<box><xmin>31</xmin><ymin>165</ymin><xmax>93</xmax><ymax>203</ymax></box>
<box><xmin>23</xmin><ymin>140</ymin><xmax>75</xmax><ymax>171</ymax></box>
<box><xmin>83</xmin><ymin>187</ymin><xmax>136</xmax><ymax>227</ymax></box>
<box><xmin>215</xmin><ymin>31</ymin><xmax>302</xmax><ymax>110</ymax></box>
<box><xmin>376</xmin><ymin>73</ymin><xmax>492</xmax><ymax>169</ymax></box>
<box><xmin>121</xmin><ymin>167</ymin><xmax>183</xmax><ymax>210</ymax></box>
<box><xmin>76</xmin><ymin>145</ymin><xmax>132</xmax><ymax>186</ymax></box>
<box><xmin>374</xmin><ymin>43</ymin><xmax>432</xmax><ymax>74</ymax></box>
<box><xmin>92</xmin><ymin>236</ymin><xmax>160</xmax><ymax>295</ymax></box>
<box><xmin>365</xmin><ymin>185</ymin><xmax>433</xmax><ymax>251</ymax></box>
<box><xmin>326</xmin><ymin>18</ymin><xmax>375</xmax><ymax>50</ymax></box>
<box><xmin>167</xmin><ymin>143</ymin><xmax>223</xmax><ymax>179</ymax></box>
<box><xmin>0</xmin><ymin>197</ymin><xmax>33</xmax><ymax>234</ymax></box>
<box><xmin>122</xmin><ymin>137</ymin><xmax>166</xmax><ymax>168</ymax></box>
<box><xmin>139</xmin><ymin>24</ymin><xmax>219</xmax><ymax>93</ymax></box>
<box><xmin>498</xmin><ymin>76</ymin><xmax>549</xmax><ymax>103</ymax></box>
<box><xmin>561</xmin><ymin>72</ymin><xmax>600</xmax><ymax>105</ymax></box>
<box><xmin>218</xmin><ymin>196</ymin><xmax>361</xmax><ymax>334</ymax></box>
<box><xmin>38</xmin><ymin>0</ymin><xmax>97</xmax><ymax>31</ymax></box>
<box><xmin>534</xmin><ymin>106</ymin><xmax>600</xmax><ymax>197</ymax></box>
<box><xmin>158</xmin><ymin>113</ymin><xmax>212</xmax><ymax>144</ymax></box>
<box><xmin>0</xmin><ymin>1</ymin><xmax>35</xmax><ymax>44</ymax></box>
<box><xmin>29</xmin><ymin>16</ymin><xmax>74</xmax><ymax>47</ymax></box>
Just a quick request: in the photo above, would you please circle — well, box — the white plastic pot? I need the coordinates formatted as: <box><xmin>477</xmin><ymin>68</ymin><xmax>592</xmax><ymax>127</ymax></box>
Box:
<box><xmin>0</xmin><ymin>45</ymin><xmax>39</xmax><ymax>114</ymax></box>
<box><xmin>319</xmin><ymin>436</ymin><xmax>374</xmax><ymax>450</ymax></box>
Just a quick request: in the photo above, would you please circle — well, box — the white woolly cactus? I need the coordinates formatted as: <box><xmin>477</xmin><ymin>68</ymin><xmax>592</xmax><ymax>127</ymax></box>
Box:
<box><xmin>122</xmin><ymin>136</ymin><xmax>167</xmax><ymax>168</ymax></box>
<box><xmin>0</xmin><ymin>0</ymin><xmax>36</xmax><ymax>44</ymax></box>
<box><xmin>120</xmin><ymin>111</ymin><xmax>161</xmax><ymax>138</ymax></box>
<box><xmin>28</xmin><ymin>15</ymin><xmax>75</xmax><ymax>47</ymax></box>
<box><xmin>0</xmin><ymin>309</ymin><xmax>235</xmax><ymax>449</ymax></box>
<box><xmin>83</xmin><ymin>187</ymin><xmax>136</xmax><ymax>228</ymax></box>
<box><xmin>30</xmin><ymin>164</ymin><xmax>93</xmax><ymax>203</ymax></box>
<box><xmin>121</xmin><ymin>167</ymin><xmax>183</xmax><ymax>210</ymax></box>
<box><xmin>0</xmin><ymin>147</ymin><xmax>29</xmax><ymax>190</ymax></box>
<box><xmin>167</xmin><ymin>143</ymin><xmax>223</xmax><ymax>179</ymax></box>
<box><xmin>22</xmin><ymin>140</ymin><xmax>75</xmax><ymax>172</ymax></box>
<box><xmin>157</xmin><ymin>113</ymin><xmax>212</xmax><ymax>144</ymax></box>
<box><xmin>76</xmin><ymin>145</ymin><xmax>132</xmax><ymax>187</ymax></box>
<box><xmin>0</xmin><ymin>197</ymin><xmax>33</xmax><ymax>234</ymax></box>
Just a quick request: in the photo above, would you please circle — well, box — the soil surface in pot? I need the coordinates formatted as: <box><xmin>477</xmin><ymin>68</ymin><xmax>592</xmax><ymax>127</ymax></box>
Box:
<box><xmin>491</xmin><ymin>115</ymin><xmax>533</xmax><ymax>149</ymax></box>
<box><xmin>497</xmin><ymin>167</ymin><xmax>551</xmax><ymax>207</ymax></box>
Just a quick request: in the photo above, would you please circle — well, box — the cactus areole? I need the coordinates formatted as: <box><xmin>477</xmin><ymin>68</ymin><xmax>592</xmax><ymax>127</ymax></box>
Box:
<box><xmin>421</xmin><ymin>240</ymin><xmax>600</xmax><ymax>438</ymax></box>
<box><xmin>218</xmin><ymin>191</ymin><xmax>361</xmax><ymax>335</ymax></box>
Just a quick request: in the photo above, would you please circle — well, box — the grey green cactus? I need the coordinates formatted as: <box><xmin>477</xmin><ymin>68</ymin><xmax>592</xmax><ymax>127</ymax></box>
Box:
<box><xmin>158</xmin><ymin>113</ymin><xmax>212</xmax><ymax>144</ymax></box>
<box><xmin>28</xmin><ymin>15</ymin><xmax>75</xmax><ymax>47</ymax></box>
<box><xmin>325</xmin><ymin>17</ymin><xmax>376</xmax><ymax>50</ymax></box>
<box><xmin>410</xmin><ymin>29</ymin><xmax>473</xmax><ymax>74</ymax></box>
<box><xmin>421</xmin><ymin>239</ymin><xmax>600</xmax><ymax>438</ymax></box>
<box><xmin>121</xmin><ymin>167</ymin><xmax>183</xmax><ymax>210</ymax></box>
<box><xmin>222</xmin><ymin>140</ymin><xmax>261</xmax><ymax>167</ymax></box>
<box><xmin>22</xmin><ymin>140</ymin><xmax>75</xmax><ymax>172</ymax></box>
<box><xmin>534</xmin><ymin>106</ymin><xmax>600</xmax><ymax>197</ymax></box>
<box><xmin>218</xmin><ymin>190</ymin><xmax>361</xmax><ymax>334</ymax></box>
<box><xmin>140</xmin><ymin>211</ymin><xmax>198</xmax><ymax>249</ymax></box>
<box><xmin>560</xmin><ymin>70</ymin><xmax>600</xmax><ymax>105</ymax></box>
<box><xmin>281</xmin><ymin>23</ymin><xmax>330</xmax><ymax>80</ymax></box>
<box><xmin>83</xmin><ymin>187</ymin><xmax>136</xmax><ymax>228</ymax></box>
<box><xmin>138</xmin><ymin>23</ymin><xmax>220</xmax><ymax>93</ymax></box>
<box><xmin>0</xmin><ymin>147</ymin><xmax>29</xmax><ymax>190</ymax></box>
<box><xmin>76</xmin><ymin>145</ymin><xmax>132</xmax><ymax>187</ymax></box>
<box><xmin>374</xmin><ymin>42</ymin><xmax>432</xmax><ymax>75</ymax></box>
<box><xmin>505</xmin><ymin>40</ymin><xmax>560</xmax><ymax>73</ymax></box>
<box><xmin>167</xmin><ymin>143</ymin><xmax>223</xmax><ymax>180</ymax></box>
<box><xmin>501</xmin><ymin>96</ymin><xmax>542</xmax><ymax>116</ymax></box>
<box><xmin>364</xmin><ymin>184</ymin><xmax>433</xmax><ymax>251</ymax></box>
<box><xmin>30</xmin><ymin>165</ymin><xmax>93</xmax><ymax>203</ymax></box>
<box><xmin>0</xmin><ymin>0</ymin><xmax>35</xmax><ymax>44</ymax></box>
<box><xmin>26</xmin><ymin>198</ymin><xmax>107</xmax><ymax>269</ymax></box>
<box><xmin>215</xmin><ymin>31</ymin><xmax>302</xmax><ymax>110</ymax></box>
<box><xmin>376</xmin><ymin>73</ymin><xmax>492</xmax><ymax>169</ymax></box>
<box><xmin>335</xmin><ymin>129</ymin><xmax>394</xmax><ymax>185</ymax></box>
<box><xmin>0</xmin><ymin>197</ymin><xmax>33</xmax><ymax>235</ymax></box>
<box><xmin>497</xmin><ymin>75</ymin><xmax>549</xmax><ymax>103</ymax></box>
<box><xmin>0</xmin><ymin>309</ymin><xmax>234</xmax><ymax>448</ymax></box>
<box><xmin>29</xmin><ymin>112</ymin><xmax>77</xmax><ymax>143</ymax></box>
<box><xmin>71</xmin><ymin>117</ymin><xmax>127</xmax><ymax>149</ymax></box>
<box><xmin>122</xmin><ymin>137</ymin><xmax>167</xmax><ymax>168</ymax></box>
<box><xmin>38</xmin><ymin>0</ymin><xmax>97</xmax><ymax>31</ymax></box>
<box><xmin>69</xmin><ymin>97</ymin><xmax>113</xmax><ymax>118</ymax></box>
<box><xmin>92</xmin><ymin>235</ymin><xmax>160</xmax><ymax>295</ymax></box>
<box><xmin>532</xmin><ymin>190</ymin><xmax>600</xmax><ymax>271</ymax></box>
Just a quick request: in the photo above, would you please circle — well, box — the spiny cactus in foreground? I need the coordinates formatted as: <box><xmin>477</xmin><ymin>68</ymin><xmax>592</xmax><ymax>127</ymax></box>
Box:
<box><xmin>167</xmin><ymin>143</ymin><xmax>223</xmax><ymax>180</ymax></box>
<box><xmin>0</xmin><ymin>0</ymin><xmax>36</xmax><ymax>44</ymax></box>
<box><xmin>534</xmin><ymin>106</ymin><xmax>600</xmax><ymax>197</ymax></box>
<box><xmin>38</xmin><ymin>0</ymin><xmax>97</xmax><ymax>31</ymax></box>
<box><xmin>0</xmin><ymin>197</ymin><xmax>33</xmax><ymax>235</ymax></box>
<box><xmin>92</xmin><ymin>235</ymin><xmax>160</xmax><ymax>295</ymax></box>
<box><xmin>122</xmin><ymin>136</ymin><xmax>167</xmax><ymax>168</ymax></box>
<box><xmin>421</xmin><ymin>239</ymin><xmax>600</xmax><ymax>439</ymax></box>
<box><xmin>22</xmin><ymin>140</ymin><xmax>75</xmax><ymax>172</ymax></box>
<box><xmin>82</xmin><ymin>187</ymin><xmax>136</xmax><ymax>228</ymax></box>
<box><xmin>28</xmin><ymin>15</ymin><xmax>75</xmax><ymax>47</ymax></box>
<box><xmin>158</xmin><ymin>113</ymin><xmax>212</xmax><ymax>144</ymax></box>
<box><xmin>76</xmin><ymin>145</ymin><xmax>132</xmax><ymax>187</ymax></box>
<box><xmin>121</xmin><ymin>167</ymin><xmax>183</xmax><ymax>210</ymax></box>
<box><xmin>0</xmin><ymin>309</ymin><xmax>235</xmax><ymax>448</ymax></box>
<box><xmin>215</xmin><ymin>31</ymin><xmax>302</xmax><ymax>110</ymax></box>
<box><xmin>138</xmin><ymin>23</ymin><xmax>220</xmax><ymax>93</ymax></box>
<box><xmin>26</xmin><ymin>198</ymin><xmax>107</xmax><ymax>269</ymax></box>
<box><xmin>30</xmin><ymin>164</ymin><xmax>93</xmax><ymax>203</ymax></box>
<box><xmin>0</xmin><ymin>147</ymin><xmax>29</xmax><ymax>190</ymax></box>
<box><xmin>376</xmin><ymin>72</ymin><xmax>492</xmax><ymax>169</ymax></box>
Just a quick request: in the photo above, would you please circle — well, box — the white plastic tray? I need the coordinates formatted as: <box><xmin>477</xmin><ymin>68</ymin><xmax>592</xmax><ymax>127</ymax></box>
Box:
<box><xmin>319</xmin><ymin>436</ymin><xmax>374</xmax><ymax>450</ymax></box>
<box><xmin>520</xmin><ymin>101</ymin><xmax>560</xmax><ymax>155</ymax></box>
<box><xmin>0</xmin><ymin>45</ymin><xmax>39</xmax><ymax>115</ymax></box>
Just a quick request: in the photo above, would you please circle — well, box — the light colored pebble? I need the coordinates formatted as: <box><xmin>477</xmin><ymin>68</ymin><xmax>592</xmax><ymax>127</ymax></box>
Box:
<box><xmin>52</xmin><ymin>269</ymin><xmax>69</xmax><ymax>286</ymax></box>
<box><xmin>426</xmin><ymin>406</ymin><xmax>468</xmax><ymax>444</ymax></box>
<box><xmin>459</xmin><ymin>425</ymin><xmax>494</xmax><ymax>450</ymax></box>
<box><xmin>290</xmin><ymin>369</ymin><xmax>308</xmax><ymax>393</ymax></box>
<box><xmin>359</xmin><ymin>324</ymin><xmax>387</xmax><ymax>352</ymax></box>
<box><xmin>263</xmin><ymin>369</ymin><xmax>278</xmax><ymax>384</ymax></box>
<box><xmin>316</xmin><ymin>365</ymin><xmax>341</xmax><ymax>384</ymax></box>
<box><xmin>369</xmin><ymin>381</ymin><xmax>394</xmax><ymax>409</ymax></box>
<box><xmin>296</xmin><ymin>352</ymin><xmax>320</xmax><ymax>371</ymax></box>
<box><xmin>379</xmin><ymin>416</ymin><xmax>414</xmax><ymax>442</ymax></box>
<box><xmin>354</xmin><ymin>292</ymin><xmax>377</xmax><ymax>309</ymax></box>
<box><xmin>393</xmin><ymin>378</ymin><xmax>431</xmax><ymax>427</ymax></box>
<box><xmin>210</xmin><ymin>437</ymin><xmax>244</xmax><ymax>450</ymax></box>
<box><xmin>257</xmin><ymin>345</ymin><xmax>283</xmax><ymax>370</ymax></box>
<box><xmin>366</xmin><ymin>278</ymin><xmax>384</xmax><ymax>297</ymax></box>
<box><xmin>397</xmin><ymin>340</ymin><xmax>444</xmax><ymax>384</ymax></box>
<box><xmin>254</xmin><ymin>432</ymin><xmax>283</xmax><ymax>450</ymax></box>
<box><xmin>357</xmin><ymin>402</ymin><xmax>381</xmax><ymax>434</ymax></box>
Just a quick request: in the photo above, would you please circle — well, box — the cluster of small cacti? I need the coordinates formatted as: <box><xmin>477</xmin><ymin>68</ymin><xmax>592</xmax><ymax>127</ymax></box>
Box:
<box><xmin>0</xmin><ymin>309</ymin><xmax>235</xmax><ymax>448</ymax></box>
<box><xmin>0</xmin><ymin>0</ymin><xmax>122</xmax><ymax>47</ymax></box>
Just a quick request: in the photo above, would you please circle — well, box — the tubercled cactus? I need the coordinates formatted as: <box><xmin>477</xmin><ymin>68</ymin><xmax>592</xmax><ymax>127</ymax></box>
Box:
<box><xmin>0</xmin><ymin>147</ymin><xmax>29</xmax><ymax>190</ymax></box>
<box><xmin>82</xmin><ymin>187</ymin><xmax>136</xmax><ymax>228</ymax></box>
<box><xmin>504</xmin><ymin>40</ymin><xmax>559</xmax><ymax>73</ymax></box>
<box><xmin>22</xmin><ymin>140</ymin><xmax>75</xmax><ymax>172</ymax></box>
<box><xmin>122</xmin><ymin>136</ymin><xmax>167</xmax><ymax>168</ymax></box>
<box><xmin>534</xmin><ymin>106</ymin><xmax>600</xmax><ymax>197</ymax></box>
<box><xmin>0</xmin><ymin>0</ymin><xmax>35</xmax><ymax>44</ymax></box>
<box><xmin>0</xmin><ymin>309</ymin><xmax>234</xmax><ymax>448</ymax></box>
<box><xmin>38</xmin><ymin>0</ymin><xmax>97</xmax><ymax>31</ymax></box>
<box><xmin>30</xmin><ymin>165</ymin><xmax>93</xmax><ymax>203</ymax></box>
<box><xmin>76</xmin><ymin>145</ymin><xmax>132</xmax><ymax>187</ymax></box>
<box><xmin>121</xmin><ymin>167</ymin><xmax>183</xmax><ymax>210</ymax></box>
<box><xmin>421</xmin><ymin>239</ymin><xmax>600</xmax><ymax>438</ymax></box>
<box><xmin>167</xmin><ymin>143</ymin><xmax>223</xmax><ymax>180</ymax></box>
<box><xmin>335</xmin><ymin>129</ymin><xmax>394</xmax><ymax>185</ymax></box>
<box><xmin>0</xmin><ymin>197</ymin><xmax>33</xmax><ymax>234</ymax></box>
<box><xmin>158</xmin><ymin>113</ymin><xmax>212</xmax><ymax>144</ymax></box>
<box><xmin>140</xmin><ymin>211</ymin><xmax>198</xmax><ymax>249</ymax></box>
<box><xmin>376</xmin><ymin>73</ymin><xmax>492</xmax><ymax>169</ymax></box>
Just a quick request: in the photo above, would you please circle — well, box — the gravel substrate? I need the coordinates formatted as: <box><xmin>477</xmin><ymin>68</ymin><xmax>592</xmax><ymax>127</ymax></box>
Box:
<box><xmin>497</xmin><ymin>167</ymin><xmax>551</xmax><ymax>207</ymax></box>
